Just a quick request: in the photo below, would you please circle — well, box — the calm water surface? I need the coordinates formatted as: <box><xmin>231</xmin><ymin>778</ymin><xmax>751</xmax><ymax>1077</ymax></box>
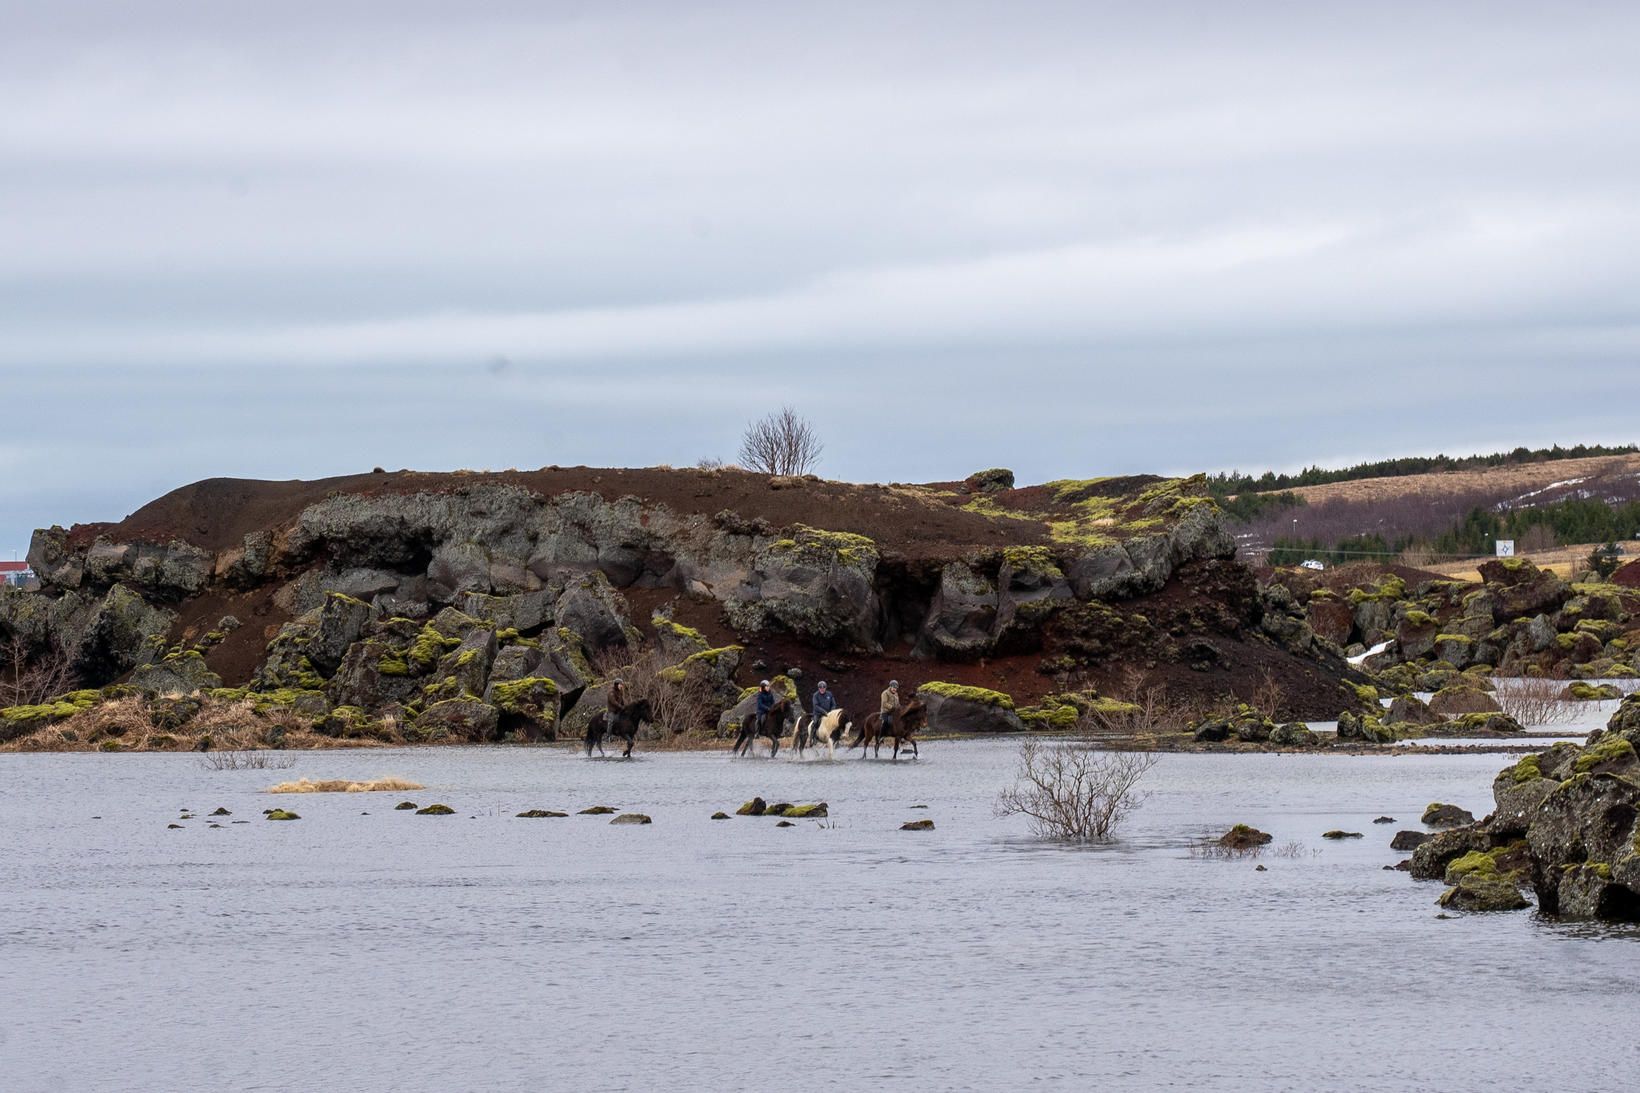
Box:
<box><xmin>3</xmin><ymin>741</ymin><xmax>1638</xmax><ymax>1092</ymax></box>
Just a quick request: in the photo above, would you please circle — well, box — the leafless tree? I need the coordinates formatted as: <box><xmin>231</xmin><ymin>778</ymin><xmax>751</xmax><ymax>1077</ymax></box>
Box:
<box><xmin>995</xmin><ymin>738</ymin><xmax>1159</xmax><ymax>840</ymax></box>
<box><xmin>1493</xmin><ymin>676</ymin><xmax>1578</xmax><ymax>726</ymax></box>
<box><xmin>591</xmin><ymin>647</ymin><xmax>723</xmax><ymax>738</ymax></box>
<box><xmin>738</xmin><ymin>406</ymin><xmax>822</xmax><ymax>476</ymax></box>
<box><xmin>0</xmin><ymin>634</ymin><xmax>78</xmax><ymax>707</ymax></box>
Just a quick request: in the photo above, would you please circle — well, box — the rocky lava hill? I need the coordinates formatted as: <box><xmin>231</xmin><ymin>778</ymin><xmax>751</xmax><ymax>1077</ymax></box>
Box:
<box><xmin>0</xmin><ymin>466</ymin><xmax>1356</xmax><ymax>744</ymax></box>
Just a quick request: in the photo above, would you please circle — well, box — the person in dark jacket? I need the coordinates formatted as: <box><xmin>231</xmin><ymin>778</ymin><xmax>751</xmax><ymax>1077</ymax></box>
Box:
<box><xmin>811</xmin><ymin>680</ymin><xmax>837</xmax><ymax>720</ymax></box>
<box><xmin>607</xmin><ymin>678</ymin><xmax>628</xmax><ymax>721</ymax></box>
<box><xmin>755</xmin><ymin>680</ymin><xmax>775</xmax><ymax>722</ymax></box>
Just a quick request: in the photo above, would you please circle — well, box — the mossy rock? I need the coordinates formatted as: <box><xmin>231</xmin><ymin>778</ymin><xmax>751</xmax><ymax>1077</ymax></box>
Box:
<box><xmin>578</xmin><ymin>806</ymin><xmax>618</xmax><ymax>815</ymax></box>
<box><xmin>783</xmin><ymin>802</ymin><xmax>829</xmax><ymax>818</ymax></box>
<box><xmin>265</xmin><ymin>809</ymin><xmax>301</xmax><ymax>821</ymax></box>
<box><xmin>394</xmin><ymin>801</ymin><xmax>419</xmax><ymax>811</ymax></box>
<box><xmin>736</xmin><ymin>797</ymin><xmax>767</xmax><ymax>816</ymax></box>
<box><xmin>517</xmin><ymin>809</ymin><xmax>568</xmax><ymax>818</ymax></box>
<box><xmin>1421</xmin><ymin>802</ymin><xmax>1475</xmax><ymax>827</ymax></box>
<box><xmin>901</xmin><ymin>819</ymin><xmax>936</xmax><ymax>831</ymax></box>
<box><xmin>1219</xmin><ymin>824</ymin><xmax>1272</xmax><ymax>850</ymax></box>
<box><xmin>1438</xmin><ymin>872</ymin><xmax>1530</xmax><ymax>912</ymax></box>
<box><xmin>210</xmin><ymin>807</ymin><xmax>231</xmax><ymax>817</ymax></box>
<box><xmin>710</xmin><ymin>812</ymin><xmax>730</xmax><ymax>820</ymax></box>
<box><xmin>917</xmin><ymin>681</ymin><xmax>1015</xmax><ymax>709</ymax></box>
<box><xmin>415</xmin><ymin>803</ymin><xmax>456</xmax><ymax>815</ymax></box>
<box><xmin>1572</xmin><ymin>735</ymin><xmax>1637</xmax><ymax>774</ymax></box>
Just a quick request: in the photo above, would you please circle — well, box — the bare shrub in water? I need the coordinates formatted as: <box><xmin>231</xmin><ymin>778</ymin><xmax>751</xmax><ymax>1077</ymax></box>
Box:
<box><xmin>995</xmin><ymin>739</ymin><xmax>1159</xmax><ymax>840</ymax></box>
<box><xmin>199</xmin><ymin>749</ymin><xmax>297</xmax><ymax>771</ymax></box>
<box><xmin>1494</xmin><ymin>676</ymin><xmax>1577</xmax><ymax>726</ymax></box>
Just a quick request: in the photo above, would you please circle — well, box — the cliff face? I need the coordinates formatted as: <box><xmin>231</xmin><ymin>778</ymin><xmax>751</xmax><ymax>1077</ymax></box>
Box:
<box><xmin>0</xmin><ymin>466</ymin><xmax>1357</xmax><ymax>744</ymax></box>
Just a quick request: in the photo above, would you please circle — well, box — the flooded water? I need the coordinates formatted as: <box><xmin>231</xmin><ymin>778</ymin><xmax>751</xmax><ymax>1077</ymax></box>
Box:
<box><xmin>4</xmin><ymin>741</ymin><xmax>1638</xmax><ymax>1092</ymax></box>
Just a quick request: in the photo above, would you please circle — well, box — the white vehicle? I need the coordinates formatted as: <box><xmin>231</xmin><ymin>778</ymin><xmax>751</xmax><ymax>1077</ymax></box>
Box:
<box><xmin>1299</xmin><ymin>559</ymin><xmax>1326</xmax><ymax>571</ymax></box>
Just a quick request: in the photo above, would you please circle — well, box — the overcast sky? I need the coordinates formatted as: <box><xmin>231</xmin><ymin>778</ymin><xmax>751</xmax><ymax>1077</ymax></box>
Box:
<box><xmin>4</xmin><ymin>0</ymin><xmax>1639</xmax><ymax>547</ymax></box>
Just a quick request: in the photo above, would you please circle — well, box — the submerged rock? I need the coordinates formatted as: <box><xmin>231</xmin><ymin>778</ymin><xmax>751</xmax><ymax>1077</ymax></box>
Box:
<box><xmin>1390</xmin><ymin>830</ymin><xmax>1430</xmax><ymax>851</ymax></box>
<box><xmin>516</xmin><ymin>809</ymin><xmax>568</xmax><ymax>818</ymax></box>
<box><xmin>610</xmin><ymin>813</ymin><xmax>652</xmax><ymax>825</ymax></box>
<box><xmin>578</xmin><ymin>806</ymin><xmax>618</xmax><ymax>815</ymax></box>
<box><xmin>265</xmin><ymin>809</ymin><xmax>300</xmax><ymax>821</ymax></box>
<box><xmin>1322</xmin><ymin>830</ymin><xmax>1363</xmax><ymax>839</ymax></box>
<box><xmin>394</xmin><ymin>801</ymin><xmax>418</xmax><ymax>810</ymax></box>
<box><xmin>415</xmin><ymin>803</ymin><xmax>455</xmax><ymax>815</ymax></box>
<box><xmin>710</xmin><ymin>812</ymin><xmax>730</xmax><ymax>820</ymax></box>
<box><xmin>901</xmin><ymin>819</ymin><xmax>935</xmax><ymax>831</ymax></box>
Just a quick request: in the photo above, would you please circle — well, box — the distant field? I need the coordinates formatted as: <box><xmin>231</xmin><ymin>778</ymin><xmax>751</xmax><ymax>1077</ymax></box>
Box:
<box><xmin>1424</xmin><ymin>540</ymin><xmax>1640</xmax><ymax>582</ymax></box>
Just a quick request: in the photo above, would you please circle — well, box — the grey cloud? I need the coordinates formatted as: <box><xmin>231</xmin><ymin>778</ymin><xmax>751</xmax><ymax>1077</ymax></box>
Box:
<box><xmin>1</xmin><ymin>0</ymin><xmax>1637</xmax><ymax>542</ymax></box>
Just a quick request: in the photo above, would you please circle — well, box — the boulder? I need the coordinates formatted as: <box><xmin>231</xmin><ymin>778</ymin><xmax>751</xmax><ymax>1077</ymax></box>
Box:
<box><xmin>413</xmin><ymin>698</ymin><xmax>500</xmax><ymax>742</ymax></box>
<box><xmin>1564</xmin><ymin>681</ymin><xmax>1623</xmax><ymax>701</ymax></box>
<box><xmin>915</xmin><ymin>562</ymin><xmax>999</xmax><ymax>659</ymax></box>
<box><xmin>554</xmin><ymin>571</ymin><xmax>635</xmax><ymax>652</ymax></box>
<box><xmin>1269</xmin><ymin>722</ymin><xmax>1319</xmax><ymax>747</ymax></box>
<box><xmin>130</xmin><ymin>651</ymin><xmax>222</xmax><ymax>695</ymax></box>
<box><xmin>1408</xmin><ymin>826</ymin><xmax>1492</xmax><ymax>879</ymax></box>
<box><xmin>1307</xmin><ymin>598</ymin><xmax>1355</xmax><ymax>648</ymax></box>
<box><xmin>1478</xmin><ymin>558</ymin><xmax>1570</xmax><ymax>621</ymax></box>
<box><xmin>1390</xmin><ymin>830</ymin><xmax>1429</xmax><ymax>851</ymax></box>
<box><xmin>1219</xmin><ymin>824</ymin><xmax>1272</xmax><ymax>850</ymax></box>
<box><xmin>723</xmin><ymin>526</ymin><xmax>881</xmax><ymax>651</ymax></box>
<box><xmin>1422</xmin><ymin>802</ymin><xmax>1476</xmax><ymax>827</ymax></box>
<box><xmin>483</xmin><ymin>676</ymin><xmax>559</xmax><ymax>741</ymax></box>
<box><xmin>309</xmin><ymin>593</ymin><xmax>373</xmax><ymax>675</ymax></box>
<box><xmin>1438</xmin><ymin>873</ymin><xmax>1530</xmax><ymax>912</ymax></box>
<box><xmin>1527</xmin><ymin>771</ymin><xmax>1640</xmax><ymax>917</ymax></box>
<box><xmin>1386</xmin><ymin>694</ymin><xmax>1440</xmax><ymax>726</ymax></box>
<box><xmin>1337</xmin><ymin>709</ymin><xmax>1397</xmax><ymax>744</ymax></box>
<box><xmin>917</xmin><ymin>683</ymin><xmax>1026</xmax><ymax>734</ymax></box>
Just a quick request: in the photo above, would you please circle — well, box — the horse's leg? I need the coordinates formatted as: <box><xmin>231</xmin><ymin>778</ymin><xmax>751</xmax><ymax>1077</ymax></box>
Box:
<box><xmin>769</xmin><ymin>730</ymin><xmax>780</xmax><ymax>760</ymax></box>
<box><xmin>622</xmin><ymin>729</ymin><xmax>635</xmax><ymax>759</ymax></box>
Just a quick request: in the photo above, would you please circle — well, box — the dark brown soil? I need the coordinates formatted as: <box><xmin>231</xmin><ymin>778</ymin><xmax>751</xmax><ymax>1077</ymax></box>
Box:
<box><xmin>69</xmin><ymin>466</ymin><xmax>1052</xmax><ymax>560</ymax></box>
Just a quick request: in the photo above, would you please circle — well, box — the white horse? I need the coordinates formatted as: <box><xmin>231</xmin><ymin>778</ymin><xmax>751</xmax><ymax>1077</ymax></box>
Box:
<box><xmin>796</xmin><ymin>708</ymin><xmax>852</xmax><ymax>760</ymax></box>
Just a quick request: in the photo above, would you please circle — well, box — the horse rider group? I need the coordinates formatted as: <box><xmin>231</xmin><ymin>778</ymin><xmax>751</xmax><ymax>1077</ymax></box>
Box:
<box><xmin>752</xmin><ymin>676</ymin><xmax>903</xmax><ymax>731</ymax></box>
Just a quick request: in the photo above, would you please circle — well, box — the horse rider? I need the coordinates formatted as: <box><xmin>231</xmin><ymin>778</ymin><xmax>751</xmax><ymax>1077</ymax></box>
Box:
<box><xmin>607</xmin><ymin>677</ymin><xmax>628</xmax><ymax>724</ymax></box>
<box><xmin>755</xmin><ymin>680</ymin><xmax>776</xmax><ymax>728</ymax></box>
<box><xmin>811</xmin><ymin>680</ymin><xmax>837</xmax><ymax>721</ymax></box>
<box><xmin>880</xmin><ymin>679</ymin><xmax>899</xmax><ymax>734</ymax></box>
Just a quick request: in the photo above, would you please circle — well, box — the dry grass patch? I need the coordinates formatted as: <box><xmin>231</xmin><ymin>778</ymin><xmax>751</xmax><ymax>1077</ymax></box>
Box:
<box><xmin>267</xmin><ymin>776</ymin><xmax>425</xmax><ymax>794</ymax></box>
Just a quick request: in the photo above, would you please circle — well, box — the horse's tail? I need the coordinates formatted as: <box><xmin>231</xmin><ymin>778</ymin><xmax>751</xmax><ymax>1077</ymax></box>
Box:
<box><xmin>584</xmin><ymin>712</ymin><xmax>602</xmax><ymax>756</ymax></box>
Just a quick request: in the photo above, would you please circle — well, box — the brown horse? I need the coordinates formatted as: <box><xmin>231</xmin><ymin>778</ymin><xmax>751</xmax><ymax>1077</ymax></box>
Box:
<box><xmin>850</xmin><ymin>698</ymin><xmax>926</xmax><ymax>760</ymax></box>
<box><xmin>733</xmin><ymin>697</ymin><xmax>797</xmax><ymax>758</ymax></box>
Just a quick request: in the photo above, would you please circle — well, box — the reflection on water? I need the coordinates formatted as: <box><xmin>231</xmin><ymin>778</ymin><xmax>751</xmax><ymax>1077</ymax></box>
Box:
<box><xmin>3</xmin><ymin>742</ymin><xmax>1638</xmax><ymax>1092</ymax></box>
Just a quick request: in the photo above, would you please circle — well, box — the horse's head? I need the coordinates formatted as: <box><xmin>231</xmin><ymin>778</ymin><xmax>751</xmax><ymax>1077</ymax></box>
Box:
<box><xmin>627</xmin><ymin>698</ymin><xmax>654</xmax><ymax>724</ymax></box>
<box><xmin>771</xmin><ymin>697</ymin><xmax>799</xmax><ymax>728</ymax></box>
<box><xmin>901</xmin><ymin>699</ymin><xmax>928</xmax><ymax>728</ymax></box>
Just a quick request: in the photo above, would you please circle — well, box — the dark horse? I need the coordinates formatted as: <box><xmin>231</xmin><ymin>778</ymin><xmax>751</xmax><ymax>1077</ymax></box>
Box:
<box><xmin>850</xmin><ymin>698</ymin><xmax>927</xmax><ymax>760</ymax></box>
<box><xmin>733</xmin><ymin>697</ymin><xmax>796</xmax><ymax>758</ymax></box>
<box><xmin>585</xmin><ymin>698</ymin><xmax>654</xmax><ymax>758</ymax></box>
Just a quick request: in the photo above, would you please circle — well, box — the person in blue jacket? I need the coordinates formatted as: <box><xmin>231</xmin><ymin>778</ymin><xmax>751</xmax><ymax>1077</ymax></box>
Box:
<box><xmin>811</xmin><ymin>680</ymin><xmax>837</xmax><ymax>720</ymax></box>
<box><xmin>755</xmin><ymin>680</ymin><xmax>776</xmax><ymax>724</ymax></box>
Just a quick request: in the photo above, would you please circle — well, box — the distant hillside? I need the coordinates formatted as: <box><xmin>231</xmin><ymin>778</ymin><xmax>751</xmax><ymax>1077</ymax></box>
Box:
<box><xmin>1232</xmin><ymin>452</ymin><xmax>1640</xmax><ymax>563</ymax></box>
<box><xmin>1209</xmin><ymin>442</ymin><xmax>1637</xmax><ymax>496</ymax></box>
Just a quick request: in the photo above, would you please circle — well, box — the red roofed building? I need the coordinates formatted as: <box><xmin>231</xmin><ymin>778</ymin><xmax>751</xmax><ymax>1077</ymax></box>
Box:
<box><xmin>0</xmin><ymin>561</ymin><xmax>34</xmax><ymax>587</ymax></box>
